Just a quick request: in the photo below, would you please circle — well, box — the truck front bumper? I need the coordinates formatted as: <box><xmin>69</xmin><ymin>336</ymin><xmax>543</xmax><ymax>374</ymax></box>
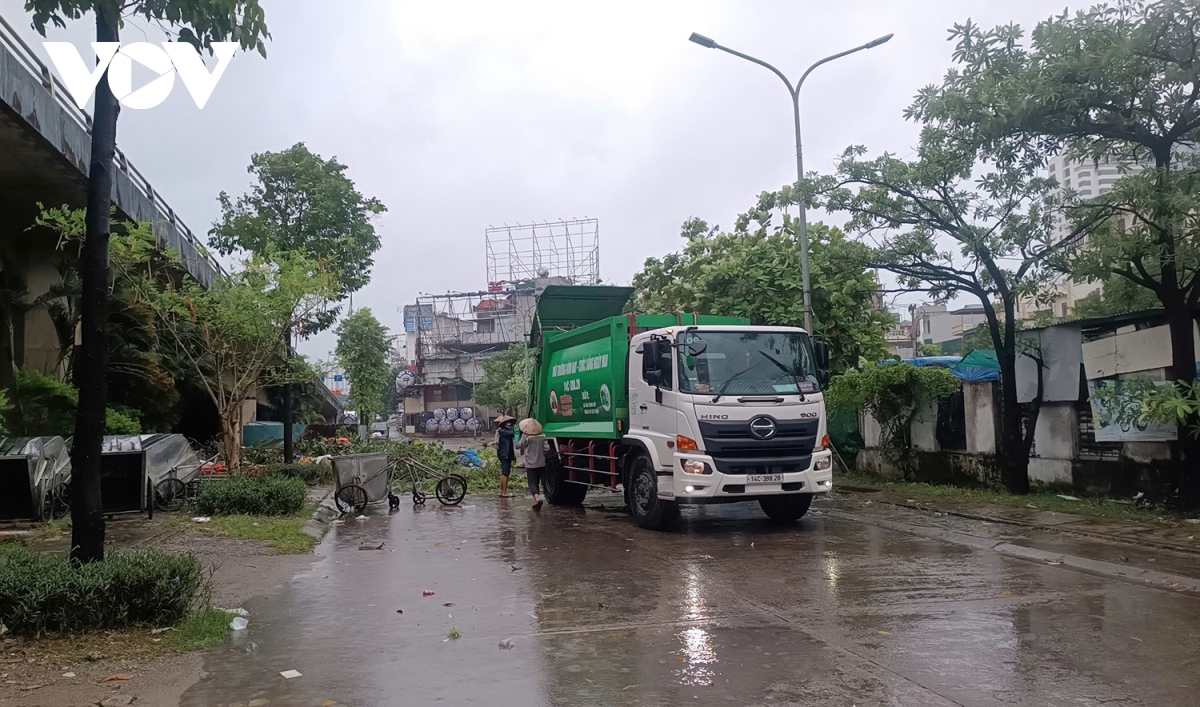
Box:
<box><xmin>663</xmin><ymin>450</ymin><xmax>834</xmax><ymax>503</ymax></box>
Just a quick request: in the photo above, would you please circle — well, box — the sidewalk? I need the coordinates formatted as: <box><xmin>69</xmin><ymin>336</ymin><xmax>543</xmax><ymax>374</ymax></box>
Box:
<box><xmin>836</xmin><ymin>485</ymin><xmax>1200</xmax><ymax>556</ymax></box>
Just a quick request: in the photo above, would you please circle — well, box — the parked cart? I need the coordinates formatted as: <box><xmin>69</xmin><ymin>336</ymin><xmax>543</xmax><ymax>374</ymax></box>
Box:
<box><xmin>97</xmin><ymin>434</ymin><xmax>203</xmax><ymax>517</ymax></box>
<box><xmin>0</xmin><ymin>436</ymin><xmax>71</xmax><ymax>521</ymax></box>
<box><xmin>332</xmin><ymin>452</ymin><xmax>401</xmax><ymax>514</ymax></box>
<box><xmin>399</xmin><ymin>454</ymin><xmax>468</xmax><ymax>507</ymax></box>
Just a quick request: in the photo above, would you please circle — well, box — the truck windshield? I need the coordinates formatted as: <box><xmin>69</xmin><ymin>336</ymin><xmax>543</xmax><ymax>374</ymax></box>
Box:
<box><xmin>677</xmin><ymin>331</ymin><xmax>818</xmax><ymax>396</ymax></box>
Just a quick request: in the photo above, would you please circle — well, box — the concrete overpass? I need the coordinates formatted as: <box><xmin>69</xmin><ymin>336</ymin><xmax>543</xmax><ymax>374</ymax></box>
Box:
<box><xmin>0</xmin><ymin>13</ymin><xmax>342</xmax><ymax>425</ymax></box>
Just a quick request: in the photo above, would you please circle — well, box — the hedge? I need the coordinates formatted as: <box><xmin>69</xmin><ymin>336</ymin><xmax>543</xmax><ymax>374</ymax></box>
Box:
<box><xmin>0</xmin><ymin>547</ymin><xmax>205</xmax><ymax>636</ymax></box>
<box><xmin>195</xmin><ymin>476</ymin><xmax>307</xmax><ymax>516</ymax></box>
<box><xmin>261</xmin><ymin>462</ymin><xmax>332</xmax><ymax>487</ymax></box>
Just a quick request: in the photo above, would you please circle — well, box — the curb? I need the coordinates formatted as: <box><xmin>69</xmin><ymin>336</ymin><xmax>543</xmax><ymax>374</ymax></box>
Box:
<box><xmin>838</xmin><ymin>488</ymin><xmax>1200</xmax><ymax>557</ymax></box>
<box><xmin>301</xmin><ymin>490</ymin><xmax>337</xmax><ymax>540</ymax></box>
<box><xmin>824</xmin><ymin>509</ymin><xmax>1200</xmax><ymax>595</ymax></box>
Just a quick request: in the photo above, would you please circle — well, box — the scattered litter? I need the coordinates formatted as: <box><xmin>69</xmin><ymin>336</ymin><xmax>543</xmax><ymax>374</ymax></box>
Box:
<box><xmin>864</xmin><ymin>500</ymin><xmax>874</xmax><ymax>506</ymax></box>
<box><xmin>511</xmin><ymin>564</ymin><xmax>521</xmax><ymax>571</ymax></box>
<box><xmin>245</xmin><ymin>642</ymin><xmax>259</xmax><ymax>653</ymax></box>
<box><xmin>1002</xmin><ymin>590</ymin><xmax>1013</xmax><ymax>596</ymax></box>
<box><xmin>1047</xmin><ymin>560</ymin><xmax>1062</xmax><ymax>565</ymax></box>
<box><xmin>355</xmin><ymin>515</ymin><xmax>368</xmax><ymax>521</ymax></box>
<box><xmin>658</xmin><ymin>659</ymin><xmax>667</xmax><ymax>664</ymax></box>
<box><xmin>331</xmin><ymin>519</ymin><xmax>345</xmax><ymax>525</ymax></box>
<box><xmin>230</xmin><ymin>617</ymin><xmax>249</xmax><ymax>631</ymax></box>
<box><xmin>446</xmin><ymin>627</ymin><xmax>461</xmax><ymax>640</ymax></box>
<box><xmin>280</xmin><ymin>669</ymin><xmax>303</xmax><ymax>679</ymax></box>
<box><xmin>906</xmin><ymin>499</ymin><xmax>917</xmax><ymax>503</ymax></box>
<box><xmin>443</xmin><ymin>602</ymin><xmax>455</xmax><ymax>607</ymax></box>
<box><xmin>877</xmin><ymin>631</ymin><xmax>891</xmax><ymax>636</ymax></box>
<box><xmin>323</xmin><ymin>701</ymin><xmax>338</xmax><ymax>707</ymax></box>
<box><xmin>2</xmin><ymin>659</ymin><xmax>23</xmax><ymax>665</ymax></box>
<box><xmin>219</xmin><ymin>608</ymin><xmax>250</xmax><ymax>617</ymax></box>
<box><xmin>1134</xmin><ymin>492</ymin><xmax>1145</xmax><ymax>500</ymax></box>
<box><xmin>498</xmin><ymin>639</ymin><xmax>514</xmax><ymax>651</ymax></box>
<box><xmin>359</xmin><ymin>542</ymin><xmax>385</xmax><ymax>551</ymax></box>
<box><xmin>61</xmin><ymin>672</ymin><xmax>75</xmax><ymax>678</ymax></box>
<box><xmin>1056</xmin><ymin>495</ymin><xmax>1082</xmax><ymax>501</ymax></box>
<box><xmin>100</xmin><ymin>674</ymin><xmax>133</xmax><ymax>682</ymax></box>
<box><xmin>252</xmin><ymin>522</ymin><xmax>260</xmax><ymax>527</ymax></box>
<box><xmin>423</xmin><ymin>590</ymin><xmax>436</xmax><ymax>597</ymax></box>
<box><xmin>1025</xmin><ymin>504</ymin><xmax>1038</xmax><ymax>508</ymax></box>
<box><xmin>192</xmin><ymin>517</ymin><xmax>211</xmax><ymax>523</ymax></box>
<box><xmin>0</xmin><ymin>623</ymin><xmax>6</xmax><ymax>637</ymax></box>
<box><xmin>1186</xmin><ymin>519</ymin><xmax>1200</xmax><ymax>524</ymax></box>
<box><xmin>100</xmin><ymin>696</ymin><xmax>134</xmax><ymax>706</ymax></box>
<box><xmin>396</xmin><ymin>609</ymin><xmax>404</xmax><ymax>614</ymax></box>
<box><xmin>149</xmin><ymin>627</ymin><xmax>174</xmax><ymax>635</ymax></box>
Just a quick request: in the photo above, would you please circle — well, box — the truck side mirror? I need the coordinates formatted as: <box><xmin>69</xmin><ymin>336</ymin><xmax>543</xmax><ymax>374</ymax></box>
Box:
<box><xmin>814</xmin><ymin>340</ymin><xmax>830</xmax><ymax>371</ymax></box>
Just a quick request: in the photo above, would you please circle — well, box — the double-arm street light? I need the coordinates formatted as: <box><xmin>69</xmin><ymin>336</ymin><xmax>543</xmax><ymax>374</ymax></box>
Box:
<box><xmin>688</xmin><ymin>31</ymin><xmax>894</xmax><ymax>333</ymax></box>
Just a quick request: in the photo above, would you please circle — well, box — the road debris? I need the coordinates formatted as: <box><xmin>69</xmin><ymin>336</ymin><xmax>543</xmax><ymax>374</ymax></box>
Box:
<box><xmin>1056</xmin><ymin>495</ymin><xmax>1082</xmax><ymax>501</ymax></box>
<box><xmin>230</xmin><ymin>616</ymin><xmax>249</xmax><ymax>631</ymax></box>
<box><xmin>99</xmin><ymin>673</ymin><xmax>133</xmax><ymax>682</ymax></box>
<box><xmin>498</xmin><ymin>639</ymin><xmax>514</xmax><ymax>650</ymax></box>
<box><xmin>192</xmin><ymin>516</ymin><xmax>211</xmax><ymax>523</ymax></box>
<box><xmin>280</xmin><ymin>669</ymin><xmax>303</xmax><ymax>679</ymax></box>
<box><xmin>422</xmin><ymin>590</ymin><xmax>436</xmax><ymax>597</ymax></box>
<box><xmin>359</xmin><ymin>542</ymin><xmax>385</xmax><ymax>550</ymax></box>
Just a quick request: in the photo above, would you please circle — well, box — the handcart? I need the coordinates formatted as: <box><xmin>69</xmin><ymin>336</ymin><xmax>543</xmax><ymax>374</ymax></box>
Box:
<box><xmin>331</xmin><ymin>452</ymin><xmax>401</xmax><ymax>514</ymax></box>
<box><xmin>399</xmin><ymin>454</ymin><xmax>468</xmax><ymax>507</ymax></box>
<box><xmin>142</xmin><ymin>434</ymin><xmax>204</xmax><ymax>512</ymax></box>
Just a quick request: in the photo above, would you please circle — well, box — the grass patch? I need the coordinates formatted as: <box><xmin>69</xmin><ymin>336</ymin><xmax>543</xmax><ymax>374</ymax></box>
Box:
<box><xmin>163</xmin><ymin>608</ymin><xmax>235</xmax><ymax>653</ymax></box>
<box><xmin>196</xmin><ymin>475</ymin><xmax>307</xmax><ymax>516</ymax></box>
<box><xmin>837</xmin><ymin>472</ymin><xmax>1187</xmax><ymax>525</ymax></box>
<box><xmin>30</xmin><ymin>519</ymin><xmax>68</xmax><ymax>542</ymax></box>
<box><xmin>197</xmin><ymin>511</ymin><xmax>318</xmax><ymax>554</ymax></box>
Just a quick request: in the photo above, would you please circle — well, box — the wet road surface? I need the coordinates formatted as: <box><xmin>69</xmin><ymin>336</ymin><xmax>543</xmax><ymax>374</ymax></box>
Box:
<box><xmin>180</xmin><ymin>494</ymin><xmax>1200</xmax><ymax>706</ymax></box>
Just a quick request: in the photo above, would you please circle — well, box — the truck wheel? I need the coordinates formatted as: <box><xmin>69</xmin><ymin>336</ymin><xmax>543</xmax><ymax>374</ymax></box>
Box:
<box><xmin>542</xmin><ymin>454</ymin><xmax>587</xmax><ymax>506</ymax></box>
<box><xmin>759</xmin><ymin>494</ymin><xmax>814</xmax><ymax>523</ymax></box>
<box><xmin>629</xmin><ymin>454</ymin><xmax>678</xmax><ymax>530</ymax></box>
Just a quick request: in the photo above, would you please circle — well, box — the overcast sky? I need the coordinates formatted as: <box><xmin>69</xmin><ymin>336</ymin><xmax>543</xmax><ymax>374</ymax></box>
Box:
<box><xmin>2</xmin><ymin>0</ymin><xmax>1069</xmax><ymax>358</ymax></box>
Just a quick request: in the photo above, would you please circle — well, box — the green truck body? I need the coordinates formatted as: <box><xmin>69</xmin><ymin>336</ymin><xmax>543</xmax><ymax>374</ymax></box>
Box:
<box><xmin>530</xmin><ymin>286</ymin><xmax>747</xmax><ymax>439</ymax></box>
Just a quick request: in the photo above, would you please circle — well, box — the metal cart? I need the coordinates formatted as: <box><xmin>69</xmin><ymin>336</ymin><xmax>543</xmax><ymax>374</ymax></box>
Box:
<box><xmin>0</xmin><ymin>436</ymin><xmax>71</xmax><ymax>521</ymax></box>
<box><xmin>331</xmin><ymin>452</ymin><xmax>401</xmax><ymax>514</ymax></box>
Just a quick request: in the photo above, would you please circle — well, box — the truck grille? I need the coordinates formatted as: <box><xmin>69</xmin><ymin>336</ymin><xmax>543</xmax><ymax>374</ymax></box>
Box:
<box><xmin>697</xmin><ymin>418</ymin><xmax>819</xmax><ymax>474</ymax></box>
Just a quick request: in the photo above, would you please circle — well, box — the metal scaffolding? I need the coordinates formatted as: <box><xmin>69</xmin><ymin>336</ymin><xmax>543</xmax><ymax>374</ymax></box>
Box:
<box><xmin>485</xmin><ymin>219</ymin><xmax>600</xmax><ymax>287</ymax></box>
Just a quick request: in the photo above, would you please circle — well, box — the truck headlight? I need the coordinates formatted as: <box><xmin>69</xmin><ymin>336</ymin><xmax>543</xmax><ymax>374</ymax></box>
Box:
<box><xmin>681</xmin><ymin>459</ymin><xmax>710</xmax><ymax>475</ymax></box>
<box><xmin>814</xmin><ymin>456</ymin><xmax>831</xmax><ymax>471</ymax></box>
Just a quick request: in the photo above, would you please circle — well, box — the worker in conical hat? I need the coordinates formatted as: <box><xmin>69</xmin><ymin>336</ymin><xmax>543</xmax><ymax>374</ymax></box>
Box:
<box><xmin>515</xmin><ymin>418</ymin><xmax>547</xmax><ymax>511</ymax></box>
<box><xmin>494</xmin><ymin>415</ymin><xmax>517</xmax><ymax>498</ymax></box>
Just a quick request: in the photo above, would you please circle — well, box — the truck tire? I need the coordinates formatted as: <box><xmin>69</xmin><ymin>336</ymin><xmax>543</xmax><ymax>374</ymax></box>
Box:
<box><xmin>758</xmin><ymin>494</ymin><xmax>814</xmax><ymax>523</ymax></box>
<box><xmin>629</xmin><ymin>454</ymin><xmax>678</xmax><ymax>530</ymax></box>
<box><xmin>542</xmin><ymin>453</ymin><xmax>587</xmax><ymax>506</ymax></box>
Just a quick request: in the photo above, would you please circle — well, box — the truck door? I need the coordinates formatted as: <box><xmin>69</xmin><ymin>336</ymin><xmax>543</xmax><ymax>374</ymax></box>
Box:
<box><xmin>629</xmin><ymin>337</ymin><xmax>677</xmax><ymax>471</ymax></box>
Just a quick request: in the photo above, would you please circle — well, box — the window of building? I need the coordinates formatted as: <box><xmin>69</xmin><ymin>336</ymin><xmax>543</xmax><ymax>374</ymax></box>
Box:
<box><xmin>1077</xmin><ymin>180</ymin><xmax>1092</xmax><ymax>187</ymax></box>
<box><xmin>1077</xmin><ymin>170</ymin><xmax>1091</xmax><ymax>178</ymax></box>
<box><xmin>476</xmin><ymin>318</ymin><xmax>495</xmax><ymax>334</ymax></box>
<box><xmin>924</xmin><ymin>318</ymin><xmax>931</xmax><ymax>334</ymax></box>
<box><xmin>1063</xmin><ymin>167</ymin><xmax>1071</xmax><ymax>176</ymax></box>
<box><xmin>1061</xmin><ymin>302</ymin><xmax>1069</xmax><ymax>317</ymax></box>
<box><xmin>1099</xmin><ymin>178</ymin><xmax>1117</xmax><ymax>185</ymax></box>
<box><xmin>1099</xmin><ymin>167</ymin><xmax>1119</xmax><ymax>175</ymax></box>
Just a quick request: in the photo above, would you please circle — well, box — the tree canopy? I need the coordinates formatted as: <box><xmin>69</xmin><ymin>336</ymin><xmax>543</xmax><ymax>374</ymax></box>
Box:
<box><xmin>209</xmin><ymin>142</ymin><xmax>386</xmax><ymax>331</ymax></box>
<box><xmin>473</xmin><ymin>345</ymin><xmax>530</xmax><ymax>416</ymax></box>
<box><xmin>632</xmin><ymin>204</ymin><xmax>893</xmax><ymax>374</ymax></box>
<box><xmin>335</xmin><ymin>308</ymin><xmax>392</xmax><ymax>424</ymax></box>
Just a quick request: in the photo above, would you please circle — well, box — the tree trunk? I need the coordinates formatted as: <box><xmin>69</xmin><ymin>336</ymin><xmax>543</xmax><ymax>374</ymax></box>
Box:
<box><xmin>996</xmin><ymin>342</ymin><xmax>1030</xmax><ymax>494</ymax></box>
<box><xmin>222</xmin><ymin>406</ymin><xmax>242</xmax><ymax>472</ymax></box>
<box><xmin>69</xmin><ymin>10</ymin><xmax>120</xmax><ymax>564</ymax></box>
<box><xmin>1164</xmin><ymin>301</ymin><xmax>1200</xmax><ymax>506</ymax></box>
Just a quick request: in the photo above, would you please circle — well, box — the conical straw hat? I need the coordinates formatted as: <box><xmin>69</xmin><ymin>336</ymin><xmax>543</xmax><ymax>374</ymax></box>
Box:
<box><xmin>519</xmin><ymin>418</ymin><xmax>543</xmax><ymax>435</ymax></box>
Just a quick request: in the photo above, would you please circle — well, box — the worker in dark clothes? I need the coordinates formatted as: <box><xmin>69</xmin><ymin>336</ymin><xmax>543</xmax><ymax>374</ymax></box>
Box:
<box><xmin>494</xmin><ymin>415</ymin><xmax>517</xmax><ymax>498</ymax></box>
<box><xmin>516</xmin><ymin>417</ymin><xmax>546</xmax><ymax>511</ymax></box>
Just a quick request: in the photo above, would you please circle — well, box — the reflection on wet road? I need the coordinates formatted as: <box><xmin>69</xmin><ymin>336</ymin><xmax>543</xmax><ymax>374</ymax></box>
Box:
<box><xmin>180</xmin><ymin>496</ymin><xmax>1200</xmax><ymax>706</ymax></box>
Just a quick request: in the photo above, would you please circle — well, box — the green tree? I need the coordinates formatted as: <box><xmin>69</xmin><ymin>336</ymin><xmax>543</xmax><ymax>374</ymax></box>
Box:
<box><xmin>380</xmin><ymin>365</ymin><xmax>404</xmax><ymax>418</ymax></box>
<box><xmin>129</xmin><ymin>251</ymin><xmax>335</xmax><ymax>470</ymax></box>
<box><xmin>908</xmin><ymin>0</ymin><xmax>1200</xmax><ymax>502</ymax></box>
<box><xmin>918</xmin><ymin>342</ymin><xmax>943</xmax><ymax>357</ymax></box>
<box><xmin>633</xmin><ymin>204</ymin><xmax>893</xmax><ymax>374</ymax></box>
<box><xmin>473</xmin><ymin>346</ymin><xmax>530</xmax><ymax>416</ymax></box>
<box><xmin>334</xmin><ymin>308</ymin><xmax>391</xmax><ymax>424</ymax></box>
<box><xmin>814</xmin><ymin>128</ymin><xmax>1072</xmax><ymax>494</ymax></box>
<box><xmin>25</xmin><ymin>0</ymin><xmax>269</xmax><ymax>563</ymax></box>
<box><xmin>1073</xmin><ymin>275</ymin><xmax>1165</xmax><ymax>320</ymax></box>
<box><xmin>209</xmin><ymin>143</ymin><xmax>386</xmax><ymax>331</ymax></box>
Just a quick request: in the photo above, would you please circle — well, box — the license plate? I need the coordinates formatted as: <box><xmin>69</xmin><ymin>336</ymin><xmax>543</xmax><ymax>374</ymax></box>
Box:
<box><xmin>747</xmin><ymin>474</ymin><xmax>784</xmax><ymax>484</ymax></box>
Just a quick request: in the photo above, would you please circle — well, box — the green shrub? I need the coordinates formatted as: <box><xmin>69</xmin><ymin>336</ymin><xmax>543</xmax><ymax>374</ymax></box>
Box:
<box><xmin>0</xmin><ymin>547</ymin><xmax>205</xmax><ymax>636</ymax></box>
<box><xmin>4</xmin><ymin>370</ymin><xmax>142</xmax><ymax>436</ymax></box>
<box><xmin>195</xmin><ymin>476</ymin><xmax>307</xmax><ymax>516</ymax></box>
<box><xmin>241</xmin><ymin>439</ymin><xmax>284</xmax><ymax>466</ymax></box>
<box><xmin>262</xmin><ymin>462</ymin><xmax>332</xmax><ymax>487</ymax></box>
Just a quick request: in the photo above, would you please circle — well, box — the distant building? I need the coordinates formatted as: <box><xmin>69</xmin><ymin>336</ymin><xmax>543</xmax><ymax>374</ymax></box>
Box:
<box><xmin>1016</xmin><ymin>154</ymin><xmax>1144</xmax><ymax>320</ymax></box>
<box><xmin>886</xmin><ymin>321</ymin><xmax>914</xmax><ymax>359</ymax></box>
<box><xmin>910</xmin><ymin>303</ymin><xmax>990</xmax><ymax>351</ymax></box>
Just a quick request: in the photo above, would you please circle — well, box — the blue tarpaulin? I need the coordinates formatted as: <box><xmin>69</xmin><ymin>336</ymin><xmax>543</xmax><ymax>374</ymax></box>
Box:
<box><xmin>951</xmin><ymin>349</ymin><xmax>1000</xmax><ymax>381</ymax></box>
<box><xmin>880</xmin><ymin>356</ymin><xmax>963</xmax><ymax>369</ymax></box>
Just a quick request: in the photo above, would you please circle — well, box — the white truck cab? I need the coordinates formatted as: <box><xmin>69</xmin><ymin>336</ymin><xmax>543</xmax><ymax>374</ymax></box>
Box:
<box><xmin>622</xmin><ymin>325</ymin><xmax>833</xmax><ymax>527</ymax></box>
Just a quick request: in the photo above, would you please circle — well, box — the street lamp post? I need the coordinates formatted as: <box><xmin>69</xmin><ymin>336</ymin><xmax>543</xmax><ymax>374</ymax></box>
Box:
<box><xmin>689</xmin><ymin>31</ymin><xmax>893</xmax><ymax>333</ymax></box>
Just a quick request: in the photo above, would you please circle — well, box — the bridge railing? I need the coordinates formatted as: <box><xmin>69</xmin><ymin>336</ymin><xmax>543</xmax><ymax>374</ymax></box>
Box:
<box><xmin>0</xmin><ymin>13</ymin><xmax>227</xmax><ymax>280</ymax></box>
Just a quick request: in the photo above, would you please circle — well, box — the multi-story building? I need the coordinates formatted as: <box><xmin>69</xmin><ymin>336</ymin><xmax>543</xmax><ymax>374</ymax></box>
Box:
<box><xmin>910</xmin><ymin>303</ymin><xmax>990</xmax><ymax>352</ymax></box>
<box><xmin>1015</xmin><ymin>154</ymin><xmax>1144</xmax><ymax>320</ymax></box>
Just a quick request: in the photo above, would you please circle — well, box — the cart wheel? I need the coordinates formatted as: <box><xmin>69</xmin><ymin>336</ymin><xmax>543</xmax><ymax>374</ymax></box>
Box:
<box><xmin>435</xmin><ymin>474</ymin><xmax>468</xmax><ymax>506</ymax></box>
<box><xmin>412</xmin><ymin>488</ymin><xmax>427</xmax><ymax>505</ymax></box>
<box><xmin>335</xmin><ymin>484</ymin><xmax>369</xmax><ymax>514</ymax></box>
<box><xmin>388</xmin><ymin>494</ymin><xmax>401</xmax><ymax>510</ymax></box>
<box><xmin>49</xmin><ymin>484</ymin><xmax>70</xmax><ymax>519</ymax></box>
<box><xmin>154</xmin><ymin>479</ymin><xmax>187</xmax><ymax>512</ymax></box>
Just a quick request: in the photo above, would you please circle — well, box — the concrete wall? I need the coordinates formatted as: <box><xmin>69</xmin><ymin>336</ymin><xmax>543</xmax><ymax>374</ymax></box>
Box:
<box><xmin>963</xmin><ymin>381</ymin><xmax>996</xmax><ymax>454</ymax></box>
<box><xmin>1028</xmin><ymin>403</ymin><xmax>1075</xmax><ymax>487</ymax></box>
<box><xmin>911</xmin><ymin>400</ymin><xmax>939</xmax><ymax>452</ymax></box>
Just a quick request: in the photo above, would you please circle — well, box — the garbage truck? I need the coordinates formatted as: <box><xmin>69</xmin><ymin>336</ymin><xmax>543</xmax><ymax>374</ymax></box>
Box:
<box><xmin>527</xmin><ymin>285</ymin><xmax>833</xmax><ymax>529</ymax></box>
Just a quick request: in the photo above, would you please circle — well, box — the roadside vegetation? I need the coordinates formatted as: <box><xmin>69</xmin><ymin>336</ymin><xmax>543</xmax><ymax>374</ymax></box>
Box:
<box><xmin>837</xmin><ymin>473</ymin><xmax>1189</xmax><ymax>526</ymax></box>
